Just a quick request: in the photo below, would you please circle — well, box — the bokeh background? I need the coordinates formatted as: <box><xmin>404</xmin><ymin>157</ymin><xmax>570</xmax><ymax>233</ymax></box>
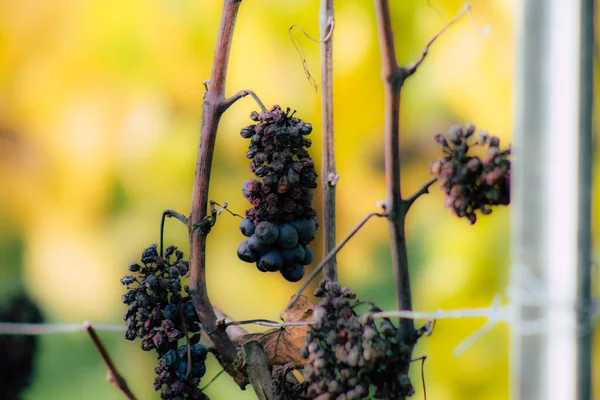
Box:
<box><xmin>0</xmin><ymin>0</ymin><xmax>598</xmax><ymax>399</ymax></box>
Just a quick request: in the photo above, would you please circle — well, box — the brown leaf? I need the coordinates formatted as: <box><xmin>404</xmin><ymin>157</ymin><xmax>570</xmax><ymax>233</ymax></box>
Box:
<box><xmin>234</xmin><ymin>295</ymin><xmax>314</xmax><ymax>368</ymax></box>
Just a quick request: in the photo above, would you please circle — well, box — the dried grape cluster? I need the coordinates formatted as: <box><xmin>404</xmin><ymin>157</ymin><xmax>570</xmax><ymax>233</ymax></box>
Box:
<box><xmin>0</xmin><ymin>293</ymin><xmax>43</xmax><ymax>399</ymax></box>
<box><xmin>121</xmin><ymin>244</ymin><xmax>209</xmax><ymax>400</ymax></box>
<box><xmin>302</xmin><ymin>280</ymin><xmax>414</xmax><ymax>399</ymax></box>
<box><xmin>237</xmin><ymin>105</ymin><xmax>319</xmax><ymax>282</ymax></box>
<box><xmin>430</xmin><ymin>123</ymin><xmax>511</xmax><ymax>224</ymax></box>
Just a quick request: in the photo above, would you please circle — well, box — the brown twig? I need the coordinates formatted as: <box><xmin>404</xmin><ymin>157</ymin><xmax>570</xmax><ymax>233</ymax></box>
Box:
<box><xmin>84</xmin><ymin>322</ymin><xmax>137</xmax><ymax>400</ymax></box>
<box><xmin>373</xmin><ymin>2</ymin><xmax>469</xmax><ymax>398</ymax></box>
<box><xmin>374</xmin><ymin>0</ymin><xmax>414</xmax><ymax>346</ymax></box>
<box><xmin>188</xmin><ymin>0</ymin><xmax>248</xmax><ymax>388</ymax></box>
<box><xmin>222</xmin><ymin>89</ymin><xmax>267</xmax><ymax>113</ymax></box>
<box><xmin>405</xmin><ymin>3</ymin><xmax>471</xmax><ymax>78</ymax></box>
<box><xmin>242</xmin><ymin>341</ymin><xmax>276</xmax><ymax>400</ymax></box>
<box><xmin>411</xmin><ymin>355</ymin><xmax>428</xmax><ymax>400</ymax></box>
<box><xmin>286</xmin><ymin>211</ymin><xmax>387</xmax><ymax>310</ymax></box>
<box><xmin>405</xmin><ymin>177</ymin><xmax>438</xmax><ymax>211</ymax></box>
<box><xmin>160</xmin><ymin>209</ymin><xmax>189</xmax><ymax>257</ymax></box>
<box><xmin>320</xmin><ymin>0</ymin><xmax>338</xmax><ymax>282</ymax></box>
<box><xmin>374</xmin><ymin>0</ymin><xmax>469</xmax><ymax>342</ymax></box>
<box><xmin>221</xmin><ymin>319</ymin><xmax>313</xmax><ymax>328</ymax></box>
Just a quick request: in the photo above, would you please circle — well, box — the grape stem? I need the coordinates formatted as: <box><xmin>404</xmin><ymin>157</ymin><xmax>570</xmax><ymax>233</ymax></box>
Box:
<box><xmin>405</xmin><ymin>177</ymin><xmax>438</xmax><ymax>211</ymax></box>
<box><xmin>160</xmin><ymin>209</ymin><xmax>189</xmax><ymax>257</ymax></box>
<box><xmin>286</xmin><ymin>211</ymin><xmax>387</xmax><ymax>310</ymax></box>
<box><xmin>84</xmin><ymin>322</ymin><xmax>138</xmax><ymax>400</ymax></box>
<box><xmin>373</xmin><ymin>2</ymin><xmax>470</xmax><ymax>397</ymax></box>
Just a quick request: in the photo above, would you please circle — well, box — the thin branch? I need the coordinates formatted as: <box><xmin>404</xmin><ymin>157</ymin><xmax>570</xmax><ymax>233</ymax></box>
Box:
<box><xmin>84</xmin><ymin>322</ymin><xmax>137</xmax><ymax>400</ymax></box>
<box><xmin>222</xmin><ymin>89</ymin><xmax>267</xmax><ymax>113</ymax></box>
<box><xmin>211</xmin><ymin>200</ymin><xmax>243</xmax><ymax>219</ymax></box>
<box><xmin>405</xmin><ymin>3</ymin><xmax>472</xmax><ymax>78</ymax></box>
<box><xmin>404</xmin><ymin>177</ymin><xmax>437</xmax><ymax>211</ymax></box>
<box><xmin>286</xmin><ymin>211</ymin><xmax>387</xmax><ymax>310</ymax></box>
<box><xmin>374</xmin><ymin>0</ymin><xmax>415</xmax><ymax>353</ymax></box>
<box><xmin>320</xmin><ymin>0</ymin><xmax>338</xmax><ymax>281</ymax></box>
<box><xmin>242</xmin><ymin>341</ymin><xmax>276</xmax><ymax>400</ymax></box>
<box><xmin>160</xmin><ymin>209</ymin><xmax>189</xmax><ymax>256</ymax></box>
<box><xmin>373</xmin><ymin>1</ymin><xmax>470</xmax><ymax>360</ymax></box>
<box><xmin>188</xmin><ymin>0</ymin><xmax>248</xmax><ymax>388</ymax></box>
<box><xmin>411</xmin><ymin>356</ymin><xmax>428</xmax><ymax>400</ymax></box>
<box><xmin>221</xmin><ymin>319</ymin><xmax>313</xmax><ymax>329</ymax></box>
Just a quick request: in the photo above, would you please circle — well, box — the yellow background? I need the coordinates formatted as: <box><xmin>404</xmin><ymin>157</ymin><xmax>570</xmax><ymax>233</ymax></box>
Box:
<box><xmin>0</xmin><ymin>0</ymin><xmax>597</xmax><ymax>399</ymax></box>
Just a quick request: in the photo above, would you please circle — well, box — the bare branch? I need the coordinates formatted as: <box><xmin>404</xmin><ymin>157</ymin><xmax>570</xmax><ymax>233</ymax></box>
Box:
<box><xmin>242</xmin><ymin>341</ymin><xmax>276</xmax><ymax>400</ymax></box>
<box><xmin>220</xmin><ymin>319</ymin><xmax>313</xmax><ymax>329</ymax></box>
<box><xmin>405</xmin><ymin>3</ymin><xmax>471</xmax><ymax>78</ymax></box>
<box><xmin>374</xmin><ymin>0</ymin><xmax>416</xmax><ymax>353</ymax></box>
<box><xmin>188</xmin><ymin>0</ymin><xmax>248</xmax><ymax>388</ymax></box>
<box><xmin>404</xmin><ymin>177</ymin><xmax>437</xmax><ymax>211</ymax></box>
<box><xmin>320</xmin><ymin>0</ymin><xmax>338</xmax><ymax>281</ymax></box>
<box><xmin>84</xmin><ymin>322</ymin><xmax>138</xmax><ymax>400</ymax></box>
<box><xmin>222</xmin><ymin>89</ymin><xmax>267</xmax><ymax>113</ymax></box>
<box><xmin>286</xmin><ymin>211</ymin><xmax>387</xmax><ymax>310</ymax></box>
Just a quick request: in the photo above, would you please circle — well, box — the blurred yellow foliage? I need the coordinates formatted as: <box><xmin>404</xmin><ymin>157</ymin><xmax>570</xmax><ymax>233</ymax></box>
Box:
<box><xmin>0</xmin><ymin>0</ymin><xmax>597</xmax><ymax>399</ymax></box>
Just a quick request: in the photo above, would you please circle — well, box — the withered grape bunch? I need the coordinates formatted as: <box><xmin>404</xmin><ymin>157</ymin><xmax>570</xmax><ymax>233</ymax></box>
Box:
<box><xmin>430</xmin><ymin>123</ymin><xmax>511</xmax><ymax>224</ymax></box>
<box><xmin>302</xmin><ymin>280</ymin><xmax>414</xmax><ymax>399</ymax></box>
<box><xmin>121</xmin><ymin>244</ymin><xmax>209</xmax><ymax>400</ymax></box>
<box><xmin>237</xmin><ymin>105</ymin><xmax>318</xmax><ymax>282</ymax></box>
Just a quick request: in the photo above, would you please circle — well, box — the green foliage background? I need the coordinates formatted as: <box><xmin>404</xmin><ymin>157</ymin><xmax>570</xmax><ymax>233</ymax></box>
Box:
<box><xmin>0</xmin><ymin>0</ymin><xmax>598</xmax><ymax>399</ymax></box>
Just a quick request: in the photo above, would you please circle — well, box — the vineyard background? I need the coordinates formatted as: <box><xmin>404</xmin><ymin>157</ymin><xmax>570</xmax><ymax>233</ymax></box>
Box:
<box><xmin>0</xmin><ymin>0</ymin><xmax>598</xmax><ymax>399</ymax></box>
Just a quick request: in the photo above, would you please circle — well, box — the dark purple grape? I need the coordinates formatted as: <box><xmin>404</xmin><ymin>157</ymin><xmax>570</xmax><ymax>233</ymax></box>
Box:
<box><xmin>162</xmin><ymin>350</ymin><xmax>179</xmax><ymax>367</ymax></box>
<box><xmin>255</xmin><ymin>221</ymin><xmax>279</xmax><ymax>244</ymax></box>
<box><xmin>239</xmin><ymin>218</ymin><xmax>255</xmax><ymax>237</ymax></box>
<box><xmin>242</xmin><ymin>179</ymin><xmax>262</xmax><ymax>199</ymax></box>
<box><xmin>182</xmin><ymin>301</ymin><xmax>196</xmax><ymax>320</ymax></box>
<box><xmin>141</xmin><ymin>244</ymin><xmax>159</xmax><ymax>264</ymax></box>
<box><xmin>277</xmin><ymin>224</ymin><xmax>299</xmax><ymax>249</ymax></box>
<box><xmin>176</xmin><ymin>360</ymin><xmax>188</xmax><ymax>381</ymax></box>
<box><xmin>237</xmin><ymin>240</ymin><xmax>258</xmax><ymax>263</ymax></box>
<box><xmin>258</xmin><ymin>250</ymin><xmax>284</xmax><ymax>272</ymax></box>
<box><xmin>163</xmin><ymin>304</ymin><xmax>179</xmax><ymax>321</ymax></box>
<box><xmin>247</xmin><ymin>235</ymin><xmax>270</xmax><ymax>254</ymax></box>
<box><xmin>291</xmin><ymin>219</ymin><xmax>316</xmax><ymax>244</ymax></box>
<box><xmin>191</xmin><ymin>360</ymin><xmax>207</xmax><ymax>378</ymax></box>
<box><xmin>281</xmin><ymin>245</ymin><xmax>305</xmax><ymax>264</ymax></box>
<box><xmin>302</xmin><ymin>247</ymin><xmax>314</xmax><ymax>265</ymax></box>
<box><xmin>190</xmin><ymin>343</ymin><xmax>208</xmax><ymax>361</ymax></box>
<box><xmin>280</xmin><ymin>264</ymin><xmax>304</xmax><ymax>282</ymax></box>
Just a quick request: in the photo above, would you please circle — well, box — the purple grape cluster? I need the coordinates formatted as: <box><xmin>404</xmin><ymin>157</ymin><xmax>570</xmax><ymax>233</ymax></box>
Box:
<box><xmin>121</xmin><ymin>244</ymin><xmax>209</xmax><ymax>400</ymax></box>
<box><xmin>430</xmin><ymin>123</ymin><xmax>511</xmax><ymax>224</ymax></box>
<box><xmin>237</xmin><ymin>105</ymin><xmax>319</xmax><ymax>282</ymax></box>
<box><xmin>302</xmin><ymin>280</ymin><xmax>414</xmax><ymax>399</ymax></box>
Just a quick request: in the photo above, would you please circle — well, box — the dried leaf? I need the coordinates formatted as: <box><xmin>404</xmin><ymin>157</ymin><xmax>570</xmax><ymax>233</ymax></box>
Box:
<box><xmin>235</xmin><ymin>295</ymin><xmax>314</xmax><ymax>368</ymax></box>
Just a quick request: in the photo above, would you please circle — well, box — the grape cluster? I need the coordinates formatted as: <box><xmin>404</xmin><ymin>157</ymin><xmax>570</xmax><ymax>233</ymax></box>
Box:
<box><xmin>0</xmin><ymin>293</ymin><xmax>43</xmax><ymax>399</ymax></box>
<box><xmin>121</xmin><ymin>244</ymin><xmax>209</xmax><ymax>400</ymax></box>
<box><xmin>430</xmin><ymin>123</ymin><xmax>511</xmax><ymax>224</ymax></box>
<box><xmin>237</xmin><ymin>105</ymin><xmax>319</xmax><ymax>282</ymax></box>
<box><xmin>302</xmin><ymin>280</ymin><xmax>414</xmax><ymax>399</ymax></box>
